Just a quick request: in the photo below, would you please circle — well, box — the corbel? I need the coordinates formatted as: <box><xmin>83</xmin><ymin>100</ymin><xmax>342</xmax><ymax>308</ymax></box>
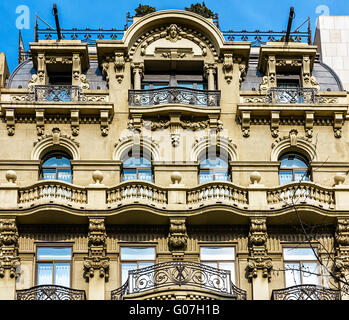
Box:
<box><xmin>334</xmin><ymin>112</ymin><xmax>344</xmax><ymax>138</ymax></box>
<box><xmin>169</xmin><ymin>113</ymin><xmax>181</xmax><ymax>147</ymax></box>
<box><xmin>302</xmin><ymin>55</ymin><xmax>311</xmax><ymax>87</ymax></box>
<box><xmin>70</xmin><ymin>110</ymin><xmax>80</xmax><ymax>136</ymax></box>
<box><xmin>72</xmin><ymin>53</ymin><xmax>82</xmax><ymax>85</ymax></box>
<box><xmin>267</xmin><ymin>55</ymin><xmax>276</xmax><ymax>87</ymax></box>
<box><xmin>241</xmin><ymin>111</ymin><xmax>251</xmax><ymax>137</ymax></box>
<box><xmin>114</xmin><ymin>51</ymin><xmax>125</xmax><ymax>84</ymax></box>
<box><xmin>305</xmin><ymin>111</ymin><xmax>314</xmax><ymax>138</ymax></box>
<box><xmin>35</xmin><ymin>108</ymin><xmax>45</xmax><ymax>136</ymax></box>
<box><xmin>270</xmin><ymin>111</ymin><xmax>279</xmax><ymax>138</ymax></box>
<box><xmin>222</xmin><ymin>53</ymin><xmax>234</xmax><ymax>84</ymax></box>
<box><xmin>100</xmin><ymin>110</ymin><xmax>109</xmax><ymax>137</ymax></box>
<box><xmin>37</xmin><ymin>52</ymin><xmax>47</xmax><ymax>84</ymax></box>
<box><xmin>5</xmin><ymin>109</ymin><xmax>15</xmax><ymax>136</ymax></box>
<box><xmin>168</xmin><ymin>217</ymin><xmax>188</xmax><ymax>260</ymax></box>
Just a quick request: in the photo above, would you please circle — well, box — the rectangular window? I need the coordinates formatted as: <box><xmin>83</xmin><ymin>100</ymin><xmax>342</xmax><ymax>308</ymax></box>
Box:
<box><xmin>120</xmin><ymin>247</ymin><xmax>155</xmax><ymax>286</ymax></box>
<box><xmin>200</xmin><ymin>247</ymin><xmax>236</xmax><ymax>284</ymax></box>
<box><xmin>36</xmin><ymin>247</ymin><xmax>72</xmax><ymax>287</ymax></box>
<box><xmin>283</xmin><ymin>247</ymin><xmax>319</xmax><ymax>287</ymax></box>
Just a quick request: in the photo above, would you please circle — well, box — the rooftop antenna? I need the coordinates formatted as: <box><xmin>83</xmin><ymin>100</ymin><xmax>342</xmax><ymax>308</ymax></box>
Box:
<box><xmin>285</xmin><ymin>7</ymin><xmax>295</xmax><ymax>43</ymax></box>
<box><xmin>52</xmin><ymin>3</ymin><xmax>62</xmax><ymax>40</ymax></box>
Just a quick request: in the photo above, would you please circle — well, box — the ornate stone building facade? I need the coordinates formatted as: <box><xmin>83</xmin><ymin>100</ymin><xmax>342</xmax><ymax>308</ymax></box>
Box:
<box><xmin>0</xmin><ymin>10</ymin><xmax>348</xmax><ymax>300</ymax></box>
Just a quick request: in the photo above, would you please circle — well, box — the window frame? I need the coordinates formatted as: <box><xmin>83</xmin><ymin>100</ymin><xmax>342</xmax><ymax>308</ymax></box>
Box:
<box><xmin>198</xmin><ymin>152</ymin><xmax>230</xmax><ymax>184</ymax></box>
<box><xmin>119</xmin><ymin>246</ymin><xmax>156</xmax><ymax>286</ymax></box>
<box><xmin>199</xmin><ymin>245</ymin><xmax>236</xmax><ymax>284</ymax></box>
<box><xmin>35</xmin><ymin>244</ymin><xmax>73</xmax><ymax>288</ymax></box>
<box><xmin>121</xmin><ymin>149</ymin><xmax>153</xmax><ymax>183</ymax></box>
<box><xmin>40</xmin><ymin>151</ymin><xmax>73</xmax><ymax>183</ymax></box>
<box><xmin>278</xmin><ymin>153</ymin><xmax>311</xmax><ymax>184</ymax></box>
<box><xmin>282</xmin><ymin>246</ymin><xmax>320</xmax><ymax>287</ymax></box>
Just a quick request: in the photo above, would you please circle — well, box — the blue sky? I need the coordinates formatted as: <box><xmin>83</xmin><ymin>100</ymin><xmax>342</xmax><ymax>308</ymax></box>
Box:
<box><xmin>0</xmin><ymin>0</ymin><xmax>348</xmax><ymax>72</ymax></box>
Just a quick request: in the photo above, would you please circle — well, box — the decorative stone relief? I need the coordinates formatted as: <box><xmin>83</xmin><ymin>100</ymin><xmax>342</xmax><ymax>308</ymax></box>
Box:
<box><xmin>0</xmin><ymin>218</ymin><xmax>20</xmax><ymax>279</ymax></box>
<box><xmin>241</xmin><ymin>111</ymin><xmax>251</xmax><ymax>137</ymax></box>
<box><xmin>247</xmin><ymin>218</ymin><xmax>272</xmax><ymax>280</ymax></box>
<box><xmin>100</xmin><ymin>110</ymin><xmax>109</xmax><ymax>136</ymax></box>
<box><xmin>131</xmin><ymin>24</ymin><xmax>212</xmax><ymax>59</ymax></box>
<box><xmin>334</xmin><ymin>112</ymin><xmax>344</xmax><ymax>139</ymax></box>
<box><xmin>35</xmin><ymin>109</ymin><xmax>45</xmax><ymax>136</ymax></box>
<box><xmin>70</xmin><ymin>110</ymin><xmax>80</xmax><ymax>136</ymax></box>
<box><xmin>114</xmin><ymin>52</ymin><xmax>125</xmax><ymax>83</ymax></box>
<box><xmin>169</xmin><ymin>218</ymin><xmax>188</xmax><ymax>260</ymax></box>
<box><xmin>305</xmin><ymin>111</ymin><xmax>314</xmax><ymax>139</ymax></box>
<box><xmin>5</xmin><ymin>109</ymin><xmax>15</xmax><ymax>136</ymax></box>
<box><xmin>222</xmin><ymin>54</ymin><xmax>234</xmax><ymax>84</ymax></box>
<box><xmin>270</xmin><ymin>111</ymin><xmax>279</xmax><ymax>138</ymax></box>
<box><xmin>84</xmin><ymin>218</ymin><xmax>109</xmax><ymax>280</ymax></box>
<box><xmin>335</xmin><ymin>218</ymin><xmax>349</xmax><ymax>280</ymax></box>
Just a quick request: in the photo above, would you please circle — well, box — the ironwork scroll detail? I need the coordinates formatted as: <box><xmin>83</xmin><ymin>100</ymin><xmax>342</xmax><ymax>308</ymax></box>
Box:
<box><xmin>271</xmin><ymin>284</ymin><xmax>341</xmax><ymax>300</ymax></box>
<box><xmin>16</xmin><ymin>284</ymin><xmax>86</xmax><ymax>300</ymax></box>
<box><xmin>129</xmin><ymin>88</ymin><xmax>221</xmax><ymax>107</ymax></box>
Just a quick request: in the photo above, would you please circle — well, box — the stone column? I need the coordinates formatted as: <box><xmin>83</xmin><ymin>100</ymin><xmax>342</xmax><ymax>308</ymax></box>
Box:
<box><xmin>204</xmin><ymin>63</ymin><xmax>217</xmax><ymax>90</ymax></box>
<box><xmin>247</xmin><ymin>217</ymin><xmax>272</xmax><ymax>300</ymax></box>
<box><xmin>84</xmin><ymin>217</ymin><xmax>109</xmax><ymax>300</ymax></box>
<box><xmin>0</xmin><ymin>218</ymin><xmax>20</xmax><ymax>300</ymax></box>
<box><xmin>132</xmin><ymin>62</ymin><xmax>144</xmax><ymax>90</ymax></box>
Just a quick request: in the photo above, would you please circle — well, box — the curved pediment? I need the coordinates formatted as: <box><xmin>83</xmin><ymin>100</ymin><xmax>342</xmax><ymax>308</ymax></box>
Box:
<box><xmin>124</xmin><ymin>11</ymin><xmax>223</xmax><ymax>61</ymax></box>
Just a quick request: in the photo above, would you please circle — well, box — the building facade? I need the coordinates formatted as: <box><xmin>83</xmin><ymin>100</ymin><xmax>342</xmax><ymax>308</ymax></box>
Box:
<box><xmin>0</xmin><ymin>9</ymin><xmax>348</xmax><ymax>300</ymax></box>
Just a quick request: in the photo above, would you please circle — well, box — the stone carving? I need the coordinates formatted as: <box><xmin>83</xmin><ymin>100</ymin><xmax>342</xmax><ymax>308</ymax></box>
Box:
<box><xmin>169</xmin><ymin>218</ymin><xmax>188</xmax><ymax>258</ymax></box>
<box><xmin>223</xmin><ymin>54</ymin><xmax>234</xmax><ymax>84</ymax></box>
<box><xmin>134</xmin><ymin>24</ymin><xmax>210</xmax><ymax>58</ymax></box>
<box><xmin>247</xmin><ymin>218</ymin><xmax>272</xmax><ymax>280</ymax></box>
<box><xmin>114</xmin><ymin>52</ymin><xmax>125</xmax><ymax>83</ymax></box>
<box><xmin>259</xmin><ymin>76</ymin><xmax>269</xmax><ymax>92</ymax></box>
<box><xmin>101</xmin><ymin>62</ymin><xmax>109</xmax><ymax>83</ymax></box>
<box><xmin>0</xmin><ymin>219</ymin><xmax>20</xmax><ymax>278</ymax></box>
<box><xmin>84</xmin><ymin>218</ymin><xmax>109</xmax><ymax>280</ymax></box>
<box><xmin>79</xmin><ymin>74</ymin><xmax>90</xmax><ymax>90</ymax></box>
<box><xmin>335</xmin><ymin>219</ymin><xmax>349</xmax><ymax>279</ymax></box>
<box><xmin>5</xmin><ymin>109</ymin><xmax>15</xmax><ymax>136</ymax></box>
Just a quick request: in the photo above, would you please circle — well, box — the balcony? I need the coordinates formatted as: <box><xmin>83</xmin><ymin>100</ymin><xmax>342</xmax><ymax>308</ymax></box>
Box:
<box><xmin>271</xmin><ymin>284</ymin><xmax>341</xmax><ymax>300</ymax></box>
<box><xmin>128</xmin><ymin>87</ymin><xmax>221</xmax><ymax>117</ymax></box>
<box><xmin>16</xmin><ymin>284</ymin><xmax>86</xmax><ymax>300</ymax></box>
<box><xmin>111</xmin><ymin>261</ymin><xmax>246</xmax><ymax>300</ymax></box>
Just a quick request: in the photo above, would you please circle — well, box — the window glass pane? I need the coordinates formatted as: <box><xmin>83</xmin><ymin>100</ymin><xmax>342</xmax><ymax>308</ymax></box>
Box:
<box><xmin>294</xmin><ymin>170</ymin><xmax>309</xmax><ymax>182</ymax></box>
<box><xmin>200</xmin><ymin>157</ymin><xmax>228</xmax><ymax>168</ymax></box>
<box><xmin>152</xmin><ymin>83</ymin><xmax>169</xmax><ymax>89</ymax></box>
<box><xmin>201</xmin><ymin>247</ymin><xmax>235</xmax><ymax>261</ymax></box>
<box><xmin>279</xmin><ymin>170</ymin><xmax>293</xmax><ymax>185</ymax></box>
<box><xmin>42</xmin><ymin>169</ymin><xmax>57</xmax><ymax>181</ymax></box>
<box><xmin>280</xmin><ymin>156</ymin><xmax>308</xmax><ymax>168</ymax></box>
<box><xmin>142</xmin><ymin>83</ymin><xmax>150</xmax><ymax>90</ymax></box>
<box><xmin>54</xmin><ymin>263</ymin><xmax>70</xmax><ymax>287</ymax></box>
<box><xmin>285</xmin><ymin>262</ymin><xmax>301</xmax><ymax>287</ymax></box>
<box><xmin>37</xmin><ymin>247</ymin><xmax>72</xmax><ymax>261</ymax></box>
<box><xmin>199</xmin><ymin>170</ymin><xmax>213</xmax><ymax>183</ymax></box>
<box><xmin>37</xmin><ymin>263</ymin><xmax>53</xmax><ymax>285</ymax></box>
<box><xmin>196</xmin><ymin>83</ymin><xmax>205</xmax><ymax>90</ymax></box>
<box><xmin>138</xmin><ymin>169</ymin><xmax>152</xmax><ymax>182</ymax></box>
<box><xmin>122</xmin><ymin>263</ymin><xmax>137</xmax><ymax>285</ymax></box>
<box><xmin>302</xmin><ymin>262</ymin><xmax>318</xmax><ymax>285</ymax></box>
<box><xmin>121</xmin><ymin>248</ymin><xmax>155</xmax><ymax>260</ymax></box>
<box><xmin>177</xmin><ymin>81</ymin><xmax>194</xmax><ymax>89</ymax></box>
<box><xmin>284</xmin><ymin>248</ymin><xmax>317</xmax><ymax>260</ymax></box>
<box><xmin>215</xmin><ymin>170</ymin><xmax>229</xmax><ymax>181</ymax></box>
<box><xmin>57</xmin><ymin>169</ymin><xmax>72</xmax><ymax>183</ymax></box>
<box><xmin>219</xmin><ymin>262</ymin><xmax>235</xmax><ymax>284</ymax></box>
<box><xmin>124</xmin><ymin>156</ymin><xmax>151</xmax><ymax>168</ymax></box>
<box><xmin>139</xmin><ymin>262</ymin><xmax>154</xmax><ymax>269</ymax></box>
<box><xmin>43</xmin><ymin>156</ymin><xmax>71</xmax><ymax>167</ymax></box>
<box><xmin>123</xmin><ymin>169</ymin><xmax>137</xmax><ymax>181</ymax></box>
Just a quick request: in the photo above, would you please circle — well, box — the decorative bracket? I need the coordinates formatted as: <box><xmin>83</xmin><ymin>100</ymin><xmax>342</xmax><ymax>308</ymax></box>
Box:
<box><xmin>35</xmin><ymin>109</ymin><xmax>45</xmax><ymax>136</ymax></box>
<box><xmin>270</xmin><ymin>111</ymin><xmax>279</xmax><ymax>138</ymax></box>
<box><xmin>70</xmin><ymin>110</ymin><xmax>80</xmax><ymax>136</ymax></box>
<box><xmin>334</xmin><ymin>112</ymin><xmax>343</xmax><ymax>138</ymax></box>
<box><xmin>5</xmin><ymin>109</ymin><xmax>15</xmax><ymax>136</ymax></box>
<box><xmin>114</xmin><ymin>52</ymin><xmax>125</xmax><ymax>83</ymax></box>
<box><xmin>241</xmin><ymin>111</ymin><xmax>251</xmax><ymax>137</ymax></box>
<box><xmin>169</xmin><ymin>218</ymin><xmax>188</xmax><ymax>260</ymax></box>
<box><xmin>305</xmin><ymin>111</ymin><xmax>314</xmax><ymax>138</ymax></box>
<box><xmin>223</xmin><ymin>54</ymin><xmax>234</xmax><ymax>84</ymax></box>
<box><xmin>100</xmin><ymin>110</ymin><xmax>109</xmax><ymax>136</ymax></box>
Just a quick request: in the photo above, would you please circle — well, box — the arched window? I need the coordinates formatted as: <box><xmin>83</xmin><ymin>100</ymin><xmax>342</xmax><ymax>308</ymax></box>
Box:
<box><xmin>199</xmin><ymin>151</ymin><xmax>229</xmax><ymax>183</ymax></box>
<box><xmin>40</xmin><ymin>152</ymin><xmax>72</xmax><ymax>183</ymax></box>
<box><xmin>122</xmin><ymin>149</ymin><xmax>153</xmax><ymax>182</ymax></box>
<box><xmin>279</xmin><ymin>153</ymin><xmax>310</xmax><ymax>185</ymax></box>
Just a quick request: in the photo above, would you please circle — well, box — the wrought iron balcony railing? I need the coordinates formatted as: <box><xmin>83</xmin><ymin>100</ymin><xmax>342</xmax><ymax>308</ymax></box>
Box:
<box><xmin>271</xmin><ymin>284</ymin><xmax>341</xmax><ymax>300</ymax></box>
<box><xmin>16</xmin><ymin>284</ymin><xmax>86</xmax><ymax>300</ymax></box>
<box><xmin>111</xmin><ymin>261</ymin><xmax>247</xmax><ymax>300</ymax></box>
<box><xmin>267</xmin><ymin>87</ymin><xmax>318</xmax><ymax>104</ymax></box>
<box><xmin>33</xmin><ymin>85</ymin><xmax>83</xmax><ymax>102</ymax></box>
<box><xmin>129</xmin><ymin>87</ymin><xmax>221</xmax><ymax>107</ymax></box>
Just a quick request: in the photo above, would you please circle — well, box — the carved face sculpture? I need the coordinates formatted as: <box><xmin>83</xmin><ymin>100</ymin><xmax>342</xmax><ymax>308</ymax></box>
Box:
<box><xmin>169</xmin><ymin>24</ymin><xmax>178</xmax><ymax>40</ymax></box>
